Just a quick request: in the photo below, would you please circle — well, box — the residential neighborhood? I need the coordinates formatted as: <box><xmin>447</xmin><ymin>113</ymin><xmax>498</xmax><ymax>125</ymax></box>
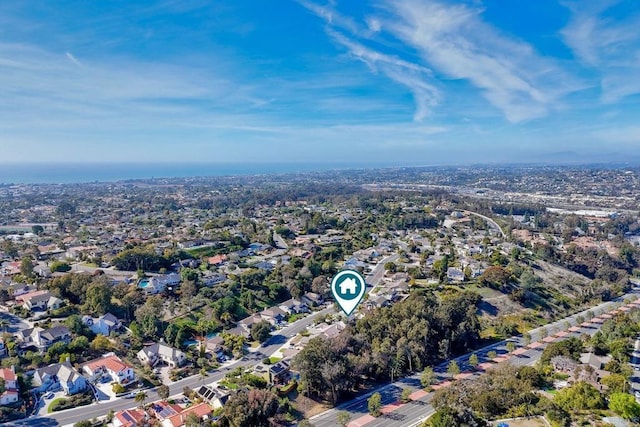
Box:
<box><xmin>0</xmin><ymin>166</ymin><xmax>638</xmax><ymax>426</ymax></box>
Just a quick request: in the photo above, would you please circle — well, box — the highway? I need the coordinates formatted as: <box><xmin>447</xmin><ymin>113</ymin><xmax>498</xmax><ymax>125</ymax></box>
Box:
<box><xmin>311</xmin><ymin>289</ymin><xmax>640</xmax><ymax>427</ymax></box>
<box><xmin>40</xmin><ymin>252</ymin><xmax>397</xmax><ymax>425</ymax></box>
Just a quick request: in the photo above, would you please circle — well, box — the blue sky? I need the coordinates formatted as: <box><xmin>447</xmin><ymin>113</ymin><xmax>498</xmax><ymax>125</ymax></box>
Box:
<box><xmin>1</xmin><ymin>0</ymin><xmax>639</xmax><ymax>165</ymax></box>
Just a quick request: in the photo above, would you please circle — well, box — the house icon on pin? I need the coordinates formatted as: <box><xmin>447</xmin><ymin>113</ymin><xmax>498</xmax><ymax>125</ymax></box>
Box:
<box><xmin>339</xmin><ymin>277</ymin><xmax>358</xmax><ymax>295</ymax></box>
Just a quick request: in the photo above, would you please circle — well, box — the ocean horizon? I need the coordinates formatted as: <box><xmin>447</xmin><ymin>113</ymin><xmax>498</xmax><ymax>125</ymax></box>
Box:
<box><xmin>0</xmin><ymin>162</ymin><xmax>398</xmax><ymax>185</ymax></box>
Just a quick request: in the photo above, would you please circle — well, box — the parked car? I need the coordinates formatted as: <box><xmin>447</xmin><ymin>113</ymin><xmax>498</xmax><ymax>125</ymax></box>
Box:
<box><xmin>44</xmin><ymin>392</ymin><xmax>54</xmax><ymax>399</ymax></box>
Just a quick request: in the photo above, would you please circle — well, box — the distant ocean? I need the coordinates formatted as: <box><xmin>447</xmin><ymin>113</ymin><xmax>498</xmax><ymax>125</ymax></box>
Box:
<box><xmin>0</xmin><ymin>162</ymin><xmax>391</xmax><ymax>185</ymax></box>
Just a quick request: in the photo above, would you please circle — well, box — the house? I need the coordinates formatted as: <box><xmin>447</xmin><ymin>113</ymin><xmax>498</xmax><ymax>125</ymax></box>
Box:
<box><xmin>259</xmin><ymin>306</ymin><xmax>286</xmax><ymax>325</ymax></box>
<box><xmin>33</xmin><ymin>361</ymin><xmax>87</xmax><ymax>395</ymax></box>
<box><xmin>205</xmin><ymin>336</ymin><xmax>225</xmax><ymax>358</ymax></box>
<box><xmin>163</xmin><ymin>402</ymin><xmax>212</xmax><ymax>427</ymax></box>
<box><xmin>446</xmin><ymin>267</ymin><xmax>465</xmax><ymax>283</ymax></box>
<box><xmin>83</xmin><ymin>313</ymin><xmax>121</xmax><ymax>336</ymax></box>
<box><xmin>137</xmin><ymin>342</ymin><xmax>186</xmax><ymax>368</ymax></box>
<box><xmin>113</xmin><ymin>408</ymin><xmax>148</xmax><ymax>427</ymax></box>
<box><xmin>269</xmin><ymin>360</ymin><xmax>291</xmax><ymax>385</ymax></box>
<box><xmin>0</xmin><ymin>337</ymin><xmax>7</xmax><ymax>358</ymax></box>
<box><xmin>15</xmin><ymin>290</ymin><xmax>63</xmax><ymax>312</ymax></box>
<box><xmin>0</xmin><ymin>367</ymin><xmax>19</xmax><ymax>406</ymax></box>
<box><xmin>253</xmin><ymin>261</ymin><xmax>275</xmax><ymax>271</ymax></box>
<box><xmin>279</xmin><ymin>298</ymin><xmax>310</xmax><ymax>315</ymax></box>
<box><xmin>301</xmin><ymin>292</ymin><xmax>324</xmax><ymax>307</ymax></box>
<box><xmin>201</xmin><ymin>273</ymin><xmax>226</xmax><ymax>287</ymax></box>
<box><xmin>16</xmin><ymin>326</ymin><xmax>71</xmax><ymax>352</ymax></box>
<box><xmin>140</xmin><ymin>273</ymin><xmax>181</xmax><ymax>294</ymax></box>
<box><xmin>33</xmin><ymin>266</ymin><xmax>51</xmax><ymax>278</ymax></box>
<box><xmin>580</xmin><ymin>352</ymin><xmax>612</xmax><ymax>370</ymax></box>
<box><xmin>196</xmin><ymin>385</ymin><xmax>229</xmax><ymax>409</ymax></box>
<box><xmin>344</xmin><ymin>257</ymin><xmax>366</xmax><ymax>269</ymax></box>
<box><xmin>239</xmin><ymin>314</ymin><xmax>264</xmax><ymax>333</ymax></box>
<box><xmin>206</xmin><ymin>254</ymin><xmax>227</xmax><ymax>266</ymax></box>
<box><xmin>83</xmin><ymin>353</ymin><xmax>135</xmax><ymax>384</ymax></box>
<box><xmin>339</xmin><ymin>278</ymin><xmax>358</xmax><ymax>295</ymax></box>
<box><xmin>151</xmin><ymin>401</ymin><xmax>183</xmax><ymax>421</ymax></box>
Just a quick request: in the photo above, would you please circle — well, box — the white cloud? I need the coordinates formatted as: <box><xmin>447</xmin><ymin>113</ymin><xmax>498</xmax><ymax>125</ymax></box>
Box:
<box><xmin>65</xmin><ymin>52</ymin><xmax>82</xmax><ymax>66</ymax></box>
<box><xmin>561</xmin><ymin>0</ymin><xmax>640</xmax><ymax>102</ymax></box>
<box><xmin>328</xmin><ymin>30</ymin><xmax>439</xmax><ymax>121</ymax></box>
<box><xmin>300</xmin><ymin>0</ymin><xmax>579</xmax><ymax>123</ymax></box>
<box><xmin>382</xmin><ymin>0</ymin><xmax>577</xmax><ymax>123</ymax></box>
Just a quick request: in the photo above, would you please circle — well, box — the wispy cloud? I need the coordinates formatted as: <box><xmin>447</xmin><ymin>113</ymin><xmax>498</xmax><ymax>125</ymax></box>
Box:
<box><xmin>383</xmin><ymin>0</ymin><xmax>579</xmax><ymax>123</ymax></box>
<box><xmin>328</xmin><ymin>30</ymin><xmax>439</xmax><ymax>121</ymax></box>
<box><xmin>301</xmin><ymin>0</ymin><xmax>580</xmax><ymax>123</ymax></box>
<box><xmin>65</xmin><ymin>52</ymin><xmax>82</xmax><ymax>66</ymax></box>
<box><xmin>561</xmin><ymin>0</ymin><xmax>640</xmax><ymax>102</ymax></box>
<box><xmin>299</xmin><ymin>1</ymin><xmax>440</xmax><ymax>121</ymax></box>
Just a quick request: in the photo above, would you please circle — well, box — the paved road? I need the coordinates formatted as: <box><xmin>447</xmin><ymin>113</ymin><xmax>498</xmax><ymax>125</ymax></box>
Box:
<box><xmin>273</xmin><ymin>232</ymin><xmax>289</xmax><ymax>250</ymax></box>
<box><xmin>311</xmin><ymin>290</ymin><xmax>639</xmax><ymax>427</ymax></box>
<box><xmin>42</xmin><ymin>253</ymin><xmax>397</xmax><ymax>425</ymax></box>
<box><xmin>464</xmin><ymin>210</ymin><xmax>506</xmax><ymax>238</ymax></box>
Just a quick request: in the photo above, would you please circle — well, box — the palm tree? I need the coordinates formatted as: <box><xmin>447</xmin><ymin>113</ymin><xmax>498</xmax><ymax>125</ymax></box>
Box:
<box><xmin>134</xmin><ymin>391</ymin><xmax>147</xmax><ymax>408</ymax></box>
<box><xmin>199</xmin><ymin>367</ymin><xmax>208</xmax><ymax>386</ymax></box>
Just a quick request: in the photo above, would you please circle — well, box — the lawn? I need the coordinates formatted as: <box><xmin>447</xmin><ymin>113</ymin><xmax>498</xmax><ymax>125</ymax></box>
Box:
<box><xmin>47</xmin><ymin>398</ymin><xmax>63</xmax><ymax>414</ymax></box>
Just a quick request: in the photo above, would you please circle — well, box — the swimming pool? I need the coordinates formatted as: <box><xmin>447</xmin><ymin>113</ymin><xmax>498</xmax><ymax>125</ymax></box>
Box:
<box><xmin>138</xmin><ymin>279</ymin><xmax>150</xmax><ymax>288</ymax></box>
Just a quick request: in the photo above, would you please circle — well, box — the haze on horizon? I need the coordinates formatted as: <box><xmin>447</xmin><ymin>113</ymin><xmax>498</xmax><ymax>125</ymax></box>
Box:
<box><xmin>1</xmin><ymin>1</ymin><xmax>640</xmax><ymax>166</ymax></box>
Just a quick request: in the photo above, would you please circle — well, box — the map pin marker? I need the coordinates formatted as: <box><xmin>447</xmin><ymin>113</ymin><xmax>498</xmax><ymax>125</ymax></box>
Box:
<box><xmin>331</xmin><ymin>270</ymin><xmax>366</xmax><ymax>316</ymax></box>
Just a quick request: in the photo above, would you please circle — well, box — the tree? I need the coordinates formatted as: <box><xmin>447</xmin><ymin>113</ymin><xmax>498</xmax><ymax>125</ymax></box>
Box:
<box><xmin>554</xmin><ymin>381</ymin><xmax>605</xmax><ymax>412</ymax></box>
<box><xmin>367</xmin><ymin>392</ymin><xmax>382</xmax><ymax>417</ymax></box>
<box><xmin>73</xmin><ymin>421</ymin><xmax>93</xmax><ymax>427</ymax></box>
<box><xmin>0</xmin><ymin>377</ymin><xmax>5</xmax><ymax>395</ymax></box>
<box><xmin>112</xmin><ymin>383</ymin><xmax>126</xmax><ymax>395</ymax></box>
<box><xmin>157</xmin><ymin>384</ymin><xmax>170</xmax><ymax>401</ymax></box>
<box><xmin>401</xmin><ymin>387</ymin><xmax>412</xmax><ymax>403</ymax></box>
<box><xmin>425</xmin><ymin>406</ymin><xmax>487</xmax><ymax>427</ymax></box>
<box><xmin>421</xmin><ymin>367</ymin><xmax>436</xmax><ymax>388</ymax></box>
<box><xmin>505</xmin><ymin>341</ymin><xmax>516</xmax><ymax>353</ymax></box>
<box><xmin>487</xmin><ymin>350</ymin><xmax>497</xmax><ymax>360</ymax></box>
<box><xmin>447</xmin><ymin>360</ymin><xmax>460</xmax><ymax>378</ymax></box>
<box><xmin>601</xmin><ymin>373</ymin><xmax>629</xmax><ymax>394</ymax></box>
<box><xmin>223</xmin><ymin>388</ymin><xmax>279</xmax><ymax>427</ymax></box>
<box><xmin>336</xmin><ymin>411</ymin><xmax>351</xmax><ymax>427</ymax></box>
<box><xmin>609</xmin><ymin>392</ymin><xmax>640</xmax><ymax>420</ymax></box>
<box><xmin>134</xmin><ymin>391</ymin><xmax>148</xmax><ymax>408</ymax></box>
<box><xmin>83</xmin><ymin>282</ymin><xmax>113</xmax><ymax>315</ymax></box>
<box><xmin>251</xmin><ymin>320</ymin><xmax>272</xmax><ymax>343</ymax></box>
<box><xmin>468</xmin><ymin>353</ymin><xmax>479</xmax><ymax>369</ymax></box>
<box><xmin>91</xmin><ymin>335</ymin><xmax>112</xmax><ymax>352</ymax></box>
<box><xmin>199</xmin><ymin>367</ymin><xmax>208</xmax><ymax>385</ymax></box>
<box><xmin>20</xmin><ymin>256</ymin><xmax>34</xmax><ymax>279</ymax></box>
<box><xmin>384</xmin><ymin>262</ymin><xmax>397</xmax><ymax>273</ymax></box>
<box><xmin>181</xmin><ymin>280</ymin><xmax>197</xmax><ymax>311</ymax></box>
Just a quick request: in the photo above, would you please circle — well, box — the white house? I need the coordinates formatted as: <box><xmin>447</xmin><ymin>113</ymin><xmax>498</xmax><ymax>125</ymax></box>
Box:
<box><xmin>16</xmin><ymin>326</ymin><xmax>71</xmax><ymax>352</ymax></box>
<box><xmin>137</xmin><ymin>342</ymin><xmax>186</xmax><ymax>368</ymax></box>
<box><xmin>140</xmin><ymin>273</ymin><xmax>181</xmax><ymax>294</ymax></box>
<box><xmin>83</xmin><ymin>353</ymin><xmax>135</xmax><ymax>385</ymax></box>
<box><xmin>32</xmin><ymin>362</ymin><xmax>87</xmax><ymax>395</ymax></box>
<box><xmin>82</xmin><ymin>313</ymin><xmax>121</xmax><ymax>336</ymax></box>
<box><xmin>0</xmin><ymin>367</ymin><xmax>19</xmax><ymax>406</ymax></box>
<box><xmin>15</xmin><ymin>290</ymin><xmax>62</xmax><ymax>312</ymax></box>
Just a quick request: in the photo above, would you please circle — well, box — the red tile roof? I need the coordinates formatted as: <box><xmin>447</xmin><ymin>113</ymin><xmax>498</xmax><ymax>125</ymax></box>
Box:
<box><xmin>0</xmin><ymin>368</ymin><xmax>16</xmax><ymax>382</ymax></box>
<box><xmin>85</xmin><ymin>354</ymin><xmax>131</xmax><ymax>374</ymax></box>
<box><xmin>166</xmin><ymin>403</ymin><xmax>212</xmax><ymax>427</ymax></box>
